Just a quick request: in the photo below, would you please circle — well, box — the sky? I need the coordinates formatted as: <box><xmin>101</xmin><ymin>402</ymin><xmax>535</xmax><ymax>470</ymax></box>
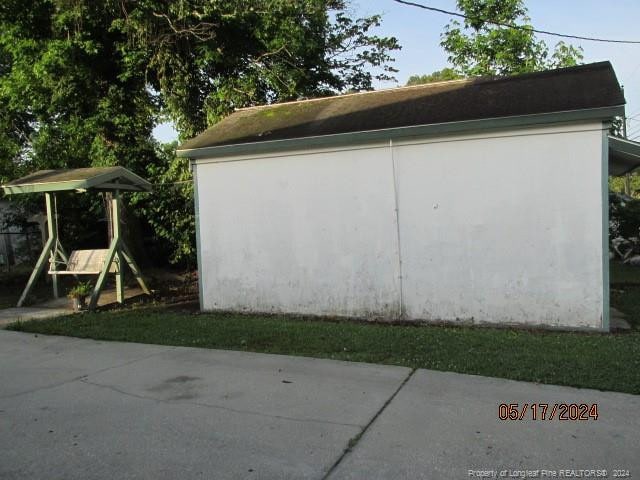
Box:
<box><xmin>153</xmin><ymin>0</ymin><xmax>640</xmax><ymax>143</ymax></box>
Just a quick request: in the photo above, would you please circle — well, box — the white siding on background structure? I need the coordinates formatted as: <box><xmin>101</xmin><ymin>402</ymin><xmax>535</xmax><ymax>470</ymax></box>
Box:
<box><xmin>195</xmin><ymin>121</ymin><xmax>607</xmax><ymax>329</ymax></box>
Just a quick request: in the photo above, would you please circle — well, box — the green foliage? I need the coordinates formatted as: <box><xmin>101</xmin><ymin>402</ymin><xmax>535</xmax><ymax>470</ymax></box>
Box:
<box><xmin>131</xmin><ymin>142</ymin><xmax>196</xmax><ymax>265</ymax></box>
<box><xmin>0</xmin><ymin>1</ymin><xmax>400</xmax><ymax>266</ymax></box>
<box><xmin>0</xmin><ymin>1</ymin><xmax>158</xmax><ymax>174</ymax></box>
<box><xmin>406</xmin><ymin>68</ymin><xmax>461</xmax><ymax>86</ymax></box>
<box><xmin>441</xmin><ymin>0</ymin><xmax>583</xmax><ymax>76</ymax></box>
<box><xmin>67</xmin><ymin>281</ymin><xmax>93</xmax><ymax>299</ymax></box>
<box><xmin>610</xmin><ymin>191</ymin><xmax>640</xmax><ymax>239</ymax></box>
<box><xmin>610</xmin><ymin>173</ymin><xmax>640</xmax><ymax>199</ymax></box>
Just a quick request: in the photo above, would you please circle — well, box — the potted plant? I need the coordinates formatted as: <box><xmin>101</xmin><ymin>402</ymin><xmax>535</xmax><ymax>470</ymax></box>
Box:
<box><xmin>67</xmin><ymin>281</ymin><xmax>93</xmax><ymax>311</ymax></box>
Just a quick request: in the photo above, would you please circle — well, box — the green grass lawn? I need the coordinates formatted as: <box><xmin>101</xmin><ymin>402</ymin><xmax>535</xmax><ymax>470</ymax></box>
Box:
<box><xmin>8</xmin><ymin>305</ymin><xmax>640</xmax><ymax>394</ymax></box>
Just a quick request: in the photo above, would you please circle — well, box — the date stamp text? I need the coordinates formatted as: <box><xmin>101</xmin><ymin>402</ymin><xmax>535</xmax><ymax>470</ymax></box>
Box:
<box><xmin>498</xmin><ymin>403</ymin><xmax>599</xmax><ymax>421</ymax></box>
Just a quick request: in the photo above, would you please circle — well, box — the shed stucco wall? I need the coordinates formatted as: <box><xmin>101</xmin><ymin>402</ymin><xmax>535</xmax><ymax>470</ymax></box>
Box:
<box><xmin>393</xmin><ymin>126</ymin><xmax>605</xmax><ymax>328</ymax></box>
<box><xmin>194</xmin><ymin>122</ymin><xmax>606</xmax><ymax>329</ymax></box>
<box><xmin>195</xmin><ymin>147</ymin><xmax>402</xmax><ymax>317</ymax></box>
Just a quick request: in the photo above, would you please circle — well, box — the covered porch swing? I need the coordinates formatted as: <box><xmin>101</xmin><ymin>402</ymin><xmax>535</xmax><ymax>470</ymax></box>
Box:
<box><xmin>2</xmin><ymin>167</ymin><xmax>152</xmax><ymax>309</ymax></box>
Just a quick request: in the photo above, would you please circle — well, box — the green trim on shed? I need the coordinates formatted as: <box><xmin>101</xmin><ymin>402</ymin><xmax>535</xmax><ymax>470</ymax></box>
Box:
<box><xmin>192</xmin><ymin>163</ymin><xmax>205</xmax><ymax>311</ymax></box>
<box><xmin>602</xmin><ymin>130</ymin><xmax>611</xmax><ymax>332</ymax></box>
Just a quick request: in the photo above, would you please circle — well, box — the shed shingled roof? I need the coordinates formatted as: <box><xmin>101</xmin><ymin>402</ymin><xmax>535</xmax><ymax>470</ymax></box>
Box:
<box><xmin>178</xmin><ymin>61</ymin><xmax>625</xmax><ymax>153</ymax></box>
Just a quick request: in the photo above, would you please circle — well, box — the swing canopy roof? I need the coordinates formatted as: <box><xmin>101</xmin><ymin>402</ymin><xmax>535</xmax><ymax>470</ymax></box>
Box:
<box><xmin>1</xmin><ymin>167</ymin><xmax>152</xmax><ymax>195</ymax></box>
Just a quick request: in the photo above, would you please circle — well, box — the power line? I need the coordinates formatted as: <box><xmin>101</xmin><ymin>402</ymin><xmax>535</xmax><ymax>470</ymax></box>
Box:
<box><xmin>628</xmin><ymin>127</ymin><xmax>640</xmax><ymax>139</ymax></box>
<box><xmin>627</xmin><ymin>123</ymin><xmax>640</xmax><ymax>136</ymax></box>
<box><xmin>391</xmin><ymin>0</ymin><xmax>640</xmax><ymax>45</ymax></box>
<box><xmin>151</xmin><ymin>180</ymin><xmax>193</xmax><ymax>187</ymax></box>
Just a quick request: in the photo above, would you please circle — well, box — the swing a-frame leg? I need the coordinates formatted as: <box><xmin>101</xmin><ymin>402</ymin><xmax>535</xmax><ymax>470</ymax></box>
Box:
<box><xmin>17</xmin><ymin>237</ymin><xmax>54</xmax><ymax>307</ymax></box>
<box><xmin>17</xmin><ymin>193</ymin><xmax>69</xmax><ymax>307</ymax></box>
<box><xmin>121</xmin><ymin>243</ymin><xmax>150</xmax><ymax>295</ymax></box>
<box><xmin>88</xmin><ymin>238</ymin><xmax>119</xmax><ymax>310</ymax></box>
<box><xmin>87</xmin><ymin>191</ymin><xmax>150</xmax><ymax>310</ymax></box>
<box><xmin>87</xmin><ymin>239</ymin><xmax>150</xmax><ymax>310</ymax></box>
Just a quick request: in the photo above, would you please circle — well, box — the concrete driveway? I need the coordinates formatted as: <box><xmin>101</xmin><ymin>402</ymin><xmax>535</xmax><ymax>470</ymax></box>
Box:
<box><xmin>0</xmin><ymin>331</ymin><xmax>638</xmax><ymax>480</ymax></box>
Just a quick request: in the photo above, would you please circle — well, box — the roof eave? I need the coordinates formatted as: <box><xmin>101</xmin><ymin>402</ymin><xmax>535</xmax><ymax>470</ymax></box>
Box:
<box><xmin>2</xmin><ymin>167</ymin><xmax>153</xmax><ymax>195</ymax></box>
<box><xmin>609</xmin><ymin>135</ymin><xmax>640</xmax><ymax>176</ymax></box>
<box><xmin>176</xmin><ymin>105</ymin><xmax>624</xmax><ymax>160</ymax></box>
<box><xmin>83</xmin><ymin>168</ymin><xmax>153</xmax><ymax>192</ymax></box>
<box><xmin>2</xmin><ymin>180</ymin><xmax>88</xmax><ymax>195</ymax></box>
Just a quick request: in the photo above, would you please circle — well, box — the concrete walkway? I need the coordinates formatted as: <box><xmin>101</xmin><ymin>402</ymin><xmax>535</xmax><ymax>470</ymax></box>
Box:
<box><xmin>0</xmin><ymin>305</ymin><xmax>70</xmax><ymax>327</ymax></box>
<box><xmin>0</xmin><ymin>286</ymin><xmax>148</xmax><ymax>327</ymax></box>
<box><xmin>0</xmin><ymin>331</ymin><xmax>638</xmax><ymax>480</ymax></box>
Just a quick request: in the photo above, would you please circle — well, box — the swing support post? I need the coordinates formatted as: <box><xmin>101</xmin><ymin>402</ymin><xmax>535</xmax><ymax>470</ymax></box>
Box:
<box><xmin>47</xmin><ymin>193</ymin><xmax>59</xmax><ymax>299</ymax></box>
<box><xmin>17</xmin><ymin>193</ymin><xmax>65</xmax><ymax>307</ymax></box>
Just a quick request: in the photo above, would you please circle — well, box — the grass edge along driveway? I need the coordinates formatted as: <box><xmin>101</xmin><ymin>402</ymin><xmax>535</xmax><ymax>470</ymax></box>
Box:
<box><xmin>7</xmin><ymin>306</ymin><xmax>640</xmax><ymax>395</ymax></box>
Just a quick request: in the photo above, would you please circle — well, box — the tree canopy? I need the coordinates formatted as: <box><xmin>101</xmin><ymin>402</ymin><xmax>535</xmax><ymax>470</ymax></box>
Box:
<box><xmin>405</xmin><ymin>0</ymin><xmax>583</xmax><ymax>87</ymax></box>
<box><xmin>0</xmin><ymin>0</ymin><xmax>400</xmax><ymax>168</ymax></box>
<box><xmin>0</xmin><ymin>0</ymin><xmax>400</xmax><ymax>265</ymax></box>
<box><xmin>441</xmin><ymin>0</ymin><xmax>583</xmax><ymax>76</ymax></box>
<box><xmin>406</xmin><ymin>68</ymin><xmax>461</xmax><ymax>86</ymax></box>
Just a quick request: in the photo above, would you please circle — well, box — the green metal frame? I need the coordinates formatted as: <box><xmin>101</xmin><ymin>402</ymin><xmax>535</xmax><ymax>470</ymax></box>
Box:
<box><xmin>17</xmin><ymin>188</ymin><xmax>150</xmax><ymax>310</ymax></box>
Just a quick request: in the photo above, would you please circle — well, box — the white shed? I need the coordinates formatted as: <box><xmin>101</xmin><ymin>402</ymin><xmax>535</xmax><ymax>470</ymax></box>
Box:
<box><xmin>178</xmin><ymin>62</ymin><xmax>640</xmax><ymax>331</ymax></box>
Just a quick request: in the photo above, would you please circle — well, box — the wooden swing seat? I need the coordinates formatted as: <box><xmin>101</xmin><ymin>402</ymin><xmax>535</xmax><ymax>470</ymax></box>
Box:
<box><xmin>48</xmin><ymin>249</ymin><xmax>116</xmax><ymax>275</ymax></box>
